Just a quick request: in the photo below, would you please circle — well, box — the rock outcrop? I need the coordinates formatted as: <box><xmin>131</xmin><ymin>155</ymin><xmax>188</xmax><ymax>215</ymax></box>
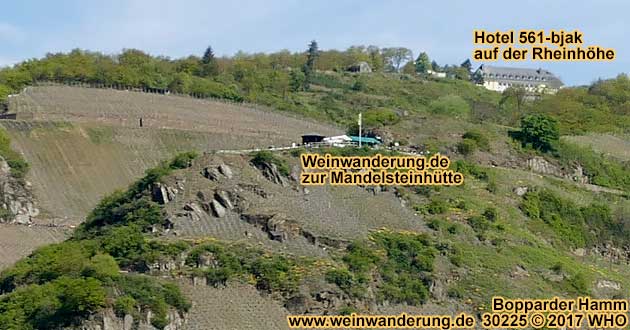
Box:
<box><xmin>526</xmin><ymin>156</ymin><xmax>589</xmax><ymax>183</ymax></box>
<box><xmin>0</xmin><ymin>157</ymin><xmax>39</xmax><ymax>224</ymax></box>
<box><xmin>255</xmin><ymin>162</ymin><xmax>288</xmax><ymax>186</ymax></box>
<box><xmin>66</xmin><ymin>308</ymin><xmax>186</xmax><ymax>330</ymax></box>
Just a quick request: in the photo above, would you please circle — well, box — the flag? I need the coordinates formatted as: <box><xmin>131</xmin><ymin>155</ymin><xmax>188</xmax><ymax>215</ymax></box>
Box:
<box><xmin>358</xmin><ymin>113</ymin><xmax>362</xmax><ymax>126</ymax></box>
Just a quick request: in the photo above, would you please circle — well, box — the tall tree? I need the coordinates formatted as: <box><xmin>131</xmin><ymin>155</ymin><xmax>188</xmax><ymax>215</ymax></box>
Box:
<box><xmin>501</xmin><ymin>86</ymin><xmax>528</xmax><ymax>112</ymax></box>
<box><xmin>382</xmin><ymin>47</ymin><xmax>413</xmax><ymax>72</ymax></box>
<box><xmin>367</xmin><ymin>45</ymin><xmax>384</xmax><ymax>72</ymax></box>
<box><xmin>200</xmin><ymin>46</ymin><xmax>218</xmax><ymax>77</ymax></box>
<box><xmin>415</xmin><ymin>52</ymin><xmax>432</xmax><ymax>73</ymax></box>
<box><xmin>460</xmin><ymin>59</ymin><xmax>472</xmax><ymax>72</ymax></box>
<box><xmin>202</xmin><ymin>46</ymin><xmax>216</xmax><ymax>64</ymax></box>
<box><xmin>303</xmin><ymin>40</ymin><xmax>319</xmax><ymax>89</ymax></box>
<box><xmin>431</xmin><ymin>60</ymin><xmax>440</xmax><ymax>72</ymax></box>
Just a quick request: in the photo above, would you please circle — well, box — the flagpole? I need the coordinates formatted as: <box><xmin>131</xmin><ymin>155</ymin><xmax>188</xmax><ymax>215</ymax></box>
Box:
<box><xmin>358</xmin><ymin>112</ymin><xmax>362</xmax><ymax>148</ymax></box>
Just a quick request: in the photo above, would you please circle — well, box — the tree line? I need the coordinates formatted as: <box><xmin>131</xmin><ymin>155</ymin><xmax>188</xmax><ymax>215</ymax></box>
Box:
<box><xmin>0</xmin><ymin>42</ymin><xmax>473</xmax><ymax>105</ymax></box>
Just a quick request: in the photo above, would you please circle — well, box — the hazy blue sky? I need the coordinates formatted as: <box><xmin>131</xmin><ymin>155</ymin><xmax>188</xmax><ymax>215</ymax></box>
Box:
<box><xmin>1</xmin><ymin>0</ymin><xmax>627</xmax><ymax>85</ymax></box>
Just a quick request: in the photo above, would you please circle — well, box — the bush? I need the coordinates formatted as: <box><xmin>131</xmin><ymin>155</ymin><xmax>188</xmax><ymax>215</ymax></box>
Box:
<box><xmin>325</xmin><ymin>268</ymin><xmax>365</xmax><ymax>298</ymax></box>
<box><xmin>453</xmin><ymin>160</ymin><xmax>489</xmax><ymax>181</ymax></box>
<box><xmin>425</xmin><ymin>199</ymin><xmax>448</xmax><ymax>215</ymax></box>
<box><xmin>362</xmin><ymin>108</ymin><xmax>400</xmax><ymax>127</ymax></box>
<box><xmin>168</xmin><ymin>151</ymin><xmax>198</xmax><ymax>169</ymax></box>
<box><xmin>456</xmin><ymin>138</ymin><xmax>477</xmax><ymax>156</ymax></box>
<box><xmin>483</xmin><ymin>207</ymin><xmax>498</xmax><ymax>222</ymax></box>
<box><xmin>372</xmin><ymin>232</ymin><xmax>435</xmax><ymax>305</ymax></box>
<box><xmin>250</xmin><ymin>256</ymin><xmax>299</xmax><ymax>293</ymax></box>
<box><xmin>468</xmin><ymin>215</ymin><xmax>490</xmax><ymax>233</ymax></box>
<box><xmin>328</xmin><ymin>232</ymin><xmax>436</xmax><ymax>306</ymax></box>
<box><xmin>0</xmin><ymin>128</ymin><xmax>29</xmax><ymax>178</ymax></box>
<box><xmin>462</xmin><ymin>130</ymin><xmax>490</xmax><ymax>151</ymax></box>
<box><xmin>515</xmin><ymin>114</ymin><xmax>560</xmax><ymax>152</ymax></box>
<box><xmin>554</xmin><ymin>142</ymin><xmax>630</xmax><ymax>191</ymax></box>
<box><xmin>114</xmin><ymin>295</ymin><xmax>137</xmax><ymax>317</ymax></box>
<box><xmin>517</xmin><ymin>189</ymin><xmax>621</xmax><ymax>247</ymax></box>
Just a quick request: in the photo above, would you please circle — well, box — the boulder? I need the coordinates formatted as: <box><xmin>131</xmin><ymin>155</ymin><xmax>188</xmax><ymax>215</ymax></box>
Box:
<box><xmin>214</xmin><ymin>190</ymin><xmax>233</xmax><ymax>210</ymax></box>
<box><xmin>183</xmin><ymin>202</ymin><xmax>204</xmax><ymax>217</ymax></box>
<box><xmin>260</xmin><ymin>163</ymin><xmax>288</xmax><ymax>186</ymax></box>
<box><xmin>202</xmin><ymin>167</ymin><xmax>221</xmax><ymax>181</ymax></box>
<box><xmin>211</xmin><ymin>199</ymin><xmax>226</xmax><ymax>218</ymax></box>
<box><xmin>513</xmin><ymin>186</ymin><xmax>528</xmax><ymax>196</ymax></box>
<box><xmin>597</xmin><ymin>279</ymin><xmax>621</xmax><ymax>290</ymax></box>
<box><xmin>152</xmin><ymin>183</ymin><xmax>170</xmax><ymax>204</ymax></box>
<box><xmin>218</xmin><ymin>164</ymin><xmax>233</xmax><ymax>179</ymax></box>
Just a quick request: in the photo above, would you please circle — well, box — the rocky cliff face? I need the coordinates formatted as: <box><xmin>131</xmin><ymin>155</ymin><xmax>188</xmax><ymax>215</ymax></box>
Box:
<box><xmin>65</xmin><ymin>308</ymin><xmax>186</xmax><ymax>330</ymax></box>
<box><xmin>0</xmin><ymin>157</ymin><xmax>40</xmax><ymax>225</ymax></box>
<box><xmin>526</xmin><ymin>156</ymin><xmax>589</xmax><ymax>184</ymax></box>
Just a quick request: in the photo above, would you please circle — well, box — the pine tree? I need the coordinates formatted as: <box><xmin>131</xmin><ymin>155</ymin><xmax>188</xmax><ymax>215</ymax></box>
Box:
<box><xmin>460</xmin><ymin>59</ymin><xmax>472</xmax><ymax>72</ymax></box>
<box><xmin>200</xmin><ymin>46</ymin><xmax>219</xmax><ymax>77</ymax></box>
<box><xmin>415</xmin><ymin>52</ymin><xmax>431</xmax><ymax>73</ymax></box>
<box><xmin>303</xmin><ymin>40</ymin><xmax>319</xmax><ymax>89</ymax></box>
<box><xmin>431</xmin><ymin>60</ymin><xmax>440</xmax><ymax>72</ymax></box>
<box><xmin>202</xmin><ymin>46</ymin><xmax>215</xmax><ymax>64</ymax></box>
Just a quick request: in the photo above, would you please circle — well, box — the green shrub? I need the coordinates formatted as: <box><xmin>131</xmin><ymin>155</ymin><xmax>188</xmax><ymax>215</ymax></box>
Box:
<box><xmin>362</xmin><ymin>108</ymin><xmax>400</xmax><ymax>127</ymax></box>
<box><xmin>514</xmin><ymin>114</ymin><xmax>560</xmax><ymax>152</ymax></box>
<box><xmin>0</xmin><ymin>128</ymin><xmax>29</xmax><ymax>178</ymax></box>
<box><xmin>114</xmin><ymin>295</ymin><xmax>137</xmax><ymax>317</ymax></box>
<box><xmin>325</xmin><ymin>268</ymin><xmax>366</xmax><ymax>298</ymax></box>
<box><xmin>342</xmin><ymin>242</ymin><xmax>380</xmax><ymax>273</ymax></box>
<box><xmin>329</xmin><ymin>232</ymin><xmax>435</xmax><ymax>306</ymax></box>
<box><xmin>453</xmin><ymin>160</ymin><xmax>489</xmax><ymax>181</ymax></box>
<box><xmin>468</xmin><ymin>215</ymin><xmax>490</xmax><ymax>233</ymax></box>
<box><xmin>0</xmin><ymin>207</ymin><xmax>13</xmax><ymax>221</ymax></box>
<box><xmin>338</xmin><ymin>306</ymin><xmax>359</xmax><ymax>315</ymax></box>
<box><xmin>250</xmin><ymin>256</ymin><xmax>299</xmax><ymax>293</ymax></box>
<box><xmin>0</xmin><ymin>276</ymin><xmax>106</xmax><ymax>329</ymax></box>
<box><xmin>427</xmin><ymin>218</ymin><xmax>443</xmax><ymax>231</ymax></box>
<box><xmin>554</xmin><ymin>142</ymin><xmax>630</xmax><ymax>191</ymax></box>
<box><xmin>517</xmin><ymin>189</ymin><xmax>620</xmax><ymax>247</ymax></box>
<box><xmin>456</xmin><ymin>138</ymin><xmax>477</xmax><ymax>156</ymax></box>
<box><xmin>168</xmin><ymin>151</ymin><xmax>198</xmax><ymax>169</ymax></box>
<box><xmin>447</xmin><ymin>224</ymin><xmax>460</xmax><ymax>235</ymax></box>
<box><xmin>372</xmin><ymin>232</ymin><xmax>435</xmax><ymax>305</ymax></box>
<box><xmin>486</xmin><ymin>180</ymin><xmax>498</xmax><ymax>193</ymax></box>
<box><xmin>251</xmin><ymin>150</ymin><xmax>290</xmax><ymax>176</ymax></box>
<box><xmin>415</xmin><ymin>199</ymin><xmax>450</xmax><ymax>215</ymax></box>
<box><xmin>462</xmin><ymin>130</ymin><xmax>490</xmax><ymax>150</ymax></box>
<box><xmin>483</xmin><ymin>207</ymin><xmax>498</xmax><ymax>222</ymax></box>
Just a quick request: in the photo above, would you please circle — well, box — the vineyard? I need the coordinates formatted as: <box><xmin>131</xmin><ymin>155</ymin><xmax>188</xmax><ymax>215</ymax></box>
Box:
<box><xmin>0</xmin><ymin>224</ymin><xmax>70</xmax><ymax>270</ymax></box>
<box><xmin>179</xmin><ymin>281</ymin><xmax>291</xmax><ymax>330</ymax></box>
<box><xmin>11</xmin><ymin>85</ymin><xmax>340</xmax><ymax>139</ymax></box>
<box><xmin>1</xmin><ymin>86</ymin><xmax>341</xmax><ymax>223</ymax></box>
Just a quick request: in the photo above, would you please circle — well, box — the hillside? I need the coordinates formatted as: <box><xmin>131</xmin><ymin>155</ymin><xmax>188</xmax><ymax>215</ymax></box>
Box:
<box><xmin>3</xmin><ymin>86</ymin><xmax>340</xmax><ymax>223</ymax></box>
<box><xmin>0</xmin><ymin>85</ymin><xmax>341</xmax><ymax>279</ymax></box>
<box><xmin>0</xmin><ymin>47</ymin><xmax>628</xmax><ymax>329</ymax></box>
<box><xmin>2</xmin><ymin>149</ymin><xmax>628</xmax><ymax>329</ymax></box>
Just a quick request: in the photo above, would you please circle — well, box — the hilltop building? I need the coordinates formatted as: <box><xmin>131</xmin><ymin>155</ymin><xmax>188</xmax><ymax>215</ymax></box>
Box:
<box><xmin>301</xmin><ymin>133</ymin><xmax>326</xmax><ymax>144</ymax></box>
<box><xmin>473</xmin><ymin>65</ymin><xmax>563</xmax><ymax>93</ymax></box>
<box><xmin>347</xmin><ymin>61</ymin><xmax>372</xmax><ymax>73</ymax></box>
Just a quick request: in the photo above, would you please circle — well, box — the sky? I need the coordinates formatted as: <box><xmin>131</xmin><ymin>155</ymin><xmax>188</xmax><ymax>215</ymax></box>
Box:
<box><xmin>0</xmin><ymin>0</ymin><xmax>628</xmax><ymax>86</ymax></box>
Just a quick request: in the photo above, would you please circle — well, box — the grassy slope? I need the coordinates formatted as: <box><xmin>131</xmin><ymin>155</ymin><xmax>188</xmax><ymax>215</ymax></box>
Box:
<box><xmin>0</xmin><ymin>70</ymin><xmax>629</xmax><ymax>328</ymax></box>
